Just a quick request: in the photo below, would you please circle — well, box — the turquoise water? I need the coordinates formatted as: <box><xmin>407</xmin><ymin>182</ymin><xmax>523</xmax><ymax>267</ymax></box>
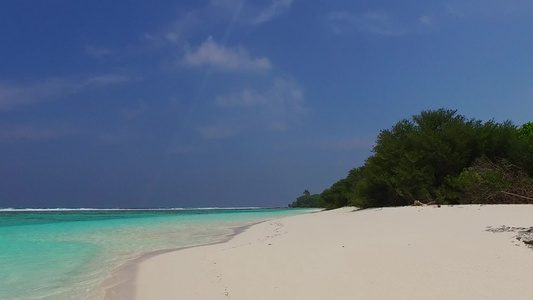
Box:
<box><xmin>0</xmin><ymin>208</ymin><xmax>314</xmax><ymax>300</ymax></box>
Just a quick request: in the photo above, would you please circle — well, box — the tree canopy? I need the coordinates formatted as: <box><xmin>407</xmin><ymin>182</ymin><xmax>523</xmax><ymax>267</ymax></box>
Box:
<box><xmin>288</xmin><ymin>190</ymin><xmax>321</xmax><ymax>208</ymax></box>
<box><xmin>318</xmin><ymin>109</ymin><xmax>533</xmax><ymax>209</ymax></box>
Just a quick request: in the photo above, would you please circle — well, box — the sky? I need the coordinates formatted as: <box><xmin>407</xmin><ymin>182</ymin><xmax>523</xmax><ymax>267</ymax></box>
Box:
<box><xmin>1</xmin><ymin>0</ymin><xmax>533</xmax><ymax>208</ymax></box>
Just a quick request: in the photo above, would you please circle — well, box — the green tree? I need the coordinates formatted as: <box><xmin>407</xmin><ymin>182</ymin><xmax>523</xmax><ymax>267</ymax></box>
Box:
<box><xmin>477</xmin><ymin>120</ymin><xmax>520</xmax><ymax>163</ymax></box>
<box><xmin>288</xmin><ymin>190</ymin><xmax>321</xmax><ymax>208</ymax></box>
<box><xmin>517</xmin><ymin>122</ymin><xmax>533</xmax><ymax>175</ymax></box>
<box><xmin>518</xmin><ymin>122</ymin><xmax>533</xmax><ymax>139</ymax></box>
<box><xmin>317</xmin><ymin>167</ymin><xmax>366</xmax><ymax>209</ymax></box>
<box><xmin>318</xmin><ymin>109</ymin><xmax>533</xmax><ymax>209</ymax></box>
<box><xmin>452</xmin><ymin>157</ymin><xmax>533</xmax><ymax>204</ymax></box>
<box><xmin>319</xmin><ymin>178</ymin><xmax>351</xmax><ymax>209</ymax></box>
<box><xmin>362</xmin><ymin>109</ymin><xmax>482</xmax><ymax>205</ymax></box>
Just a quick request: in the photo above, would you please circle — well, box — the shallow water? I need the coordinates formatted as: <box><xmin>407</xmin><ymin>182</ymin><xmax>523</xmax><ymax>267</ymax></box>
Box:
<box><xmin>0</xmin><ymin>208</ymin><xmax>313</xmax><ymax>300</ymax></box>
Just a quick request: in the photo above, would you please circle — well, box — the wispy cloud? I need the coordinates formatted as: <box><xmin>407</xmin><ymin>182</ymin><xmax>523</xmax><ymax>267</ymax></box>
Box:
<box><xmin>198</xmin><ymin>76</ymin><xmax>306</xmax><ymax>139</ymax></box>
<box><xmin>418</xmin><ymin>15</ymin><xmax>433</xmax><ymax>26</ymax></box>
<box><xmin>215</xmin><ymin>88</ymin><xmax>266</xmax><ymax>107</ymax></box>
<box><xmin>215</xmin><ymin>77</ymin><xmax>306</xmax><ymax>118</ymax></box>
<box><xmin>166</xmin><ymin>145</ymin><xmax>196</xmax><ymax>154</ymax></box>
<box><xmin>327</xmin><ymin>11</ymin><xmax>404</xmax><ymax>36</ymax></box>
<box><xmin>140</xmin><ymin>0</ymin><xmax>288</xmax><ymax>53</ymax></box>
<box><xmin>85</xmin><ymin>45</ymin><xmax>113</xmax><ymax>58</ymax></box>
<box><xmin>159</xmin><ymin>12</ymin><xmax>200</xmax><ymax>46</ymax></box>
<box><xmin>97</xmin><ymin>131</ymin><xmax>137</xmax><ymax>145</ymax></box>
<box><xmin>197</xmin><ymin>124</ymin><xmax>241</xmax><ymax>139</ymax></box>
<box><xmin>0</xmin><ymin>78</ymin><xmax>71</xmax><ymax>110</ymax></box>
<box><xmin>209</xmin><ymin>0</ymin><xmax>243</xmax><ymax>11</ymax></box>
<box><xmin>183</xmin><ymin>36</ymin><xmax>272</xmax><ymax>72</ymax></box>
<box><xmin>82</xmin><ymin>74</ymin><xmax>133</xmax><ymax>87</ymax></box>
<box><xmin>327</xmin><ymin>11</ymin><xmax>432</xmax><ymax>36</ymax></box>
<box><xmin>210</xmin><ymin>0</ymin><xmax>292</xmax><ymax>25</ymax></box>
<box><xmin>251</xmin><ymin>0</ymin><xmax>292</xmax><ymax>25</ymax></box>
<box><xmin>121</xmin><ymin>101</ymin><xmax>148</xmax><ymax>119</ymax></box>
<box><xmin>0</xmin><ymin>125</ymin><xmax>72</xmax><ymax>143</ymax></box>
<box><xmin>446</xmin><ymin>0</ymin><xmax>533</xmax><ymax>18</ymax></box>
<box><xmin>0</xmin><ymin>74</ymin><xmax>133</xmax><ymax>110</ymax></box>
<box><xmin>96</xmin><ymin>2</ymin><xmax>289</xmax><ymax>73</ymax></box>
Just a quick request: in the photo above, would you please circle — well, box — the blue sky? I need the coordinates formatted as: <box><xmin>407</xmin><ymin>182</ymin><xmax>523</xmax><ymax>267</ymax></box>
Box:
<box><xmin>1</xmin><ymin>0</ymin><xmax>532</xmax><ymax>208</ymax></box>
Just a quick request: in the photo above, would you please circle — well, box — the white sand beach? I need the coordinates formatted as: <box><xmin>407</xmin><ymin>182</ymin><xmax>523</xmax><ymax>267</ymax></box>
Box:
<box><xmin>130</xmin><ymin>205</ymin><xmax>533</xmax><ymax>300</ymax></box>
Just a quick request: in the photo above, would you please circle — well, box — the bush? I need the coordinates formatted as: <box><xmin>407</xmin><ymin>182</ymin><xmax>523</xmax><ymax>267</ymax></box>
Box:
<box><xmin>454</xmin><ymin>157</ymin><xmax>533</xmax><ymax>204</ymax></box>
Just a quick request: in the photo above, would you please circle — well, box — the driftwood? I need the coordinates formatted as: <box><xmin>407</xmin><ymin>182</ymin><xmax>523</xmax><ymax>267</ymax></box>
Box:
<box><xmin>413</xmin><ymin>200</ymin><xmax>440</xmax><ymax>207</ymax></box>
<box><xmin>500</xmin><ymin>191</ymin><xmax>533</xmax><ymax>202</ymax></box>
<box><xmin>464</xmin><ymin>157</ymin><xmax>533</xmax><ymax>204</ymax></box>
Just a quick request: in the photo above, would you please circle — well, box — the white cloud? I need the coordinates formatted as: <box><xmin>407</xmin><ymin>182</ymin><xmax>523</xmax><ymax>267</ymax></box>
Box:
<box><xmin>328</xmin><ymin>11</ymin><xmax>408</xmax><ymax>36</ymax></box>
<box><xmin>215</xmin><ymin>89</ymin><xmax>266</xmax><ymax>107</ymax></box>
<box><xmin>209</xmin><ymin>0</ymin><xmax>292</xmax><ymax>25</ymax></box>
<box><xmin>446</xmin><ymin>0</ymin><xmax>533</xmax><ymax>18</ymax></box>
<box><xmin>82</xmin><ymin>74</ymin><xmax>132</xmax><ymax>87</ymax></box>
<box><xmin>0</xmin><ymin>74</ymin><xmax>132</xmax><ymax>110</ymax></box>
<box><xmin>209</xmin><ymin>0</ymin><xmax>242</xmax><ymax>11</ymax></box>
<box><xmin>98</xmin><ymin>131</ymin><xmax>137</xmax><ymax>145</ymax></box>
<box><xmin>0</xmin><ymin>79</ymin><xmax>70</xmax><ymax>110</ymax></box>
<box><xmin>85</xmin><ymin>45</ymin><xmax>113</xmax><ymax>57</ymax></box>
<box><xmin>251</xmin><ymin>0</ymin><xmax>293</xmax><ymax>25</ymax></box>
<box><xmin>166</xmin><ymin>145</ymin><xmax>196</xmax><ymax>154</ymax></box>
<box><xmin>0</xmin><ymin>126</ymin><xmax>72</xmax><ymax>143</ymax></box>
<box><xmin>0</xmin><ymin>85</ymin><xmax>33</xmax><ymax>109</ymax></box>
<box><xmin>121</xmin><ymin>102</ymin><xmax>148</xmax><ymax>119</ymax></box>
<box><xmin>327</xmin><ymin>11</ymin><xmax>433</xmax><ymax>36</ymax></box>
<box><xmin>214</xmin><ymin>77</ymin><xmax>305</xmax><ymax>116</ymax></box>
<box><xmin>418</xmin><ymin>15</ymin><xmax>433</xmax><ymax>26</ymax></box>
<box><xmin>199</xmin><ymin>76</ymin><xmax>306</xmax><ymax>139</ymax></box>
<box><xmin>266</xmin><ymin>77</ymin><xmax>307</xmax><ymax>120</ymax></box>
<box><xmin>184</xmin><ymin>36</ymin><xmax>272</xmax><ymax>72</ymax></box>
<box><xmin>197</xmin><ymin>124</ymin><xmax>241</xmax><ymax>139</ymax></box>
<box><xmin>162</xmin><ymin>12</ymin><xmax>199</xmax><ymax>46</ymax></box>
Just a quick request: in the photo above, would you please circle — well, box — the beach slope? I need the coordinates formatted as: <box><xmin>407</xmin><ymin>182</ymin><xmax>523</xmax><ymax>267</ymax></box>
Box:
<box><xmin>134</xmin><ymin>205</ymin><xmax>533</xmax><ymax>300</ymax></box>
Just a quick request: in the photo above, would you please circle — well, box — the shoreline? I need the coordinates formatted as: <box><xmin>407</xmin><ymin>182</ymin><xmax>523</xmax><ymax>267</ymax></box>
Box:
<box><xmin>99</xmin><ymin>221</ymin><xmax>267</xmax><ymax>300</ymax></box>
<box><xmin>131</xmin><ymin>205</ymin><xmax>533</xmax><ymax>300</ymax></box>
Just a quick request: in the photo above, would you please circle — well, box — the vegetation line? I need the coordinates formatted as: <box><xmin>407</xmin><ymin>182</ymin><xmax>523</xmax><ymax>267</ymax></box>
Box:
<box><xmin>290</xmin><ymin>109</ymin><xmax>533</xmax><ymax>209</ymax></box>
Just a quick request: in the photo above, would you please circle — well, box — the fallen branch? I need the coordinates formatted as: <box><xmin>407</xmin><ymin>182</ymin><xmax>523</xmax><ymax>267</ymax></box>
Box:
<box><xmin>500</xmin><ymin>191</ymin><xmax>533</xmax><ymax>202</ymax></box>
<box><xmin>413</xmin><ymin>200</ymin><xmax>440</xmax><ymax>207</ymax></box>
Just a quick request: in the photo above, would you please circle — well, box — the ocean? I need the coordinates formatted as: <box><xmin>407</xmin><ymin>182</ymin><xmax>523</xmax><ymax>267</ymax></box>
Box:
<box><xmin>0</xmin><ymin>208</ymin><xmax>314</xmax><ymax>300</ymax></box>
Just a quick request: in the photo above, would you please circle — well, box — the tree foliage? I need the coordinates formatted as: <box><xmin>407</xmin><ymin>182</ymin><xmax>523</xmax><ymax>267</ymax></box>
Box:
<box><xmin>288</xmin><ymin>191</ymin><xmax>321</xmax><ymax>208</ymax></box>
<box><xmin>518</xmin><ymin>122</ymin><xmax>533</xmax><ymax>139</ymax></box>
<box><xmin>318</xmin><ymin>167</ymin><xmax>365</xmax><ymax>209</ymax></box>
<box><xmin>317</xmin><ymin>109</ymin><xmax>533</xmax><ymax>209</ymax></box>
<box><xmin>452</xmin><ymin>157</ymin><xmax>533</xmax><ymax>204</ymax></box>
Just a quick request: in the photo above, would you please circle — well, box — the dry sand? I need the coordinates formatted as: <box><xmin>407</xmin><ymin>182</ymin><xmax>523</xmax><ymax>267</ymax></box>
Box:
<box><xmin>132</xmin><ymin>205</ymin><xmax>533</xmax><ymax>300</ymax></box>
